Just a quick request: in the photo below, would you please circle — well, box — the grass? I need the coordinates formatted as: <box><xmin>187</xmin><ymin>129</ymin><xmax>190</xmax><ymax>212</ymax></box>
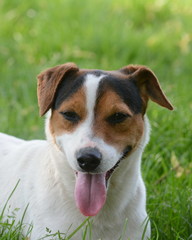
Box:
<box><xmin>0</xmin><ymin>181</ymin><xmax>32</xmax><ymax>239</ymax></box>
<box><xmin>0</xmin><ymin>0</ymin><xmax>192</xmax><ymax>239</ymax></box>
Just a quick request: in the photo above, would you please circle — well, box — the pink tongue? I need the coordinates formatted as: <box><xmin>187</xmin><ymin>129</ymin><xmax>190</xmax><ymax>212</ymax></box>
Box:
<box><xmin>75</xmin><ymin>172</ymin><xmax>106</xmax><ymax>216</ymax></box>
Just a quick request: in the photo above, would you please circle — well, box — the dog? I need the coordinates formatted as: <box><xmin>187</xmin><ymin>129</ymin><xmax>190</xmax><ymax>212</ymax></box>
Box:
<box><xmin>0</xmin><ymin>63</ymin><xmax>173</xmax><ymax>240</ymax></box>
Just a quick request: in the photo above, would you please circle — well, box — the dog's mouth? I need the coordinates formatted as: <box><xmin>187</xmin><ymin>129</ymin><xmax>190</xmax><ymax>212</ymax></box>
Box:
<box><xmin>74</xmin><ymin>158</ymin><xmax>124</xmax><ymax>217</ymax></box>
<box><xmin>105</xmin><ymin>159</ymin><xmax>121</xmax><ymax>182</ymax></box>
<box><xmin>105</xmin><ymin>145</ymin><xmax>133</xmax><ymax>184</ymax></box>
<box><xmin>74</xmin><ymin>146</ymin><xmax>133</xmax><ymax>217</ymax></box>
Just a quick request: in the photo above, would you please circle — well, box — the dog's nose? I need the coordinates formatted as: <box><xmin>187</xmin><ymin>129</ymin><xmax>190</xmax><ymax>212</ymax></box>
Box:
<box><xmin>76</xmin><ymin>148</ymin><xmax>102</xmax><ymax>172</ymax></box>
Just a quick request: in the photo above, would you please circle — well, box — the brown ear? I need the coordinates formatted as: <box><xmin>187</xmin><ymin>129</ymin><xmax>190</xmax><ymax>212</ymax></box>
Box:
<box><xmin>121</xmin><ymin>65</ymin><xmax>174</xmax><ymax>111</ymax></box>
<box><xmin>37</xmin><ymin>62</ymin><xmax>79</xmax><ymax>116</ymax></box>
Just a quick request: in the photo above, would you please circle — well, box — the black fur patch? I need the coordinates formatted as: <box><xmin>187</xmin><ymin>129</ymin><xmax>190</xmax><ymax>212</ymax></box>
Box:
<box><xmin>53</xmin><ymin>72</ymin><xmax>85</xmax><ymax>110</ymax></box>
<box><xmin>97</xmin><ymin>74</ymin><xmax>143</xmax><ymax>114</ymax></box>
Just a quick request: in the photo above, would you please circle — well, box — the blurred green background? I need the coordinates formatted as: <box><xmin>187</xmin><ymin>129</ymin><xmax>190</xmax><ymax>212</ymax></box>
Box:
<box><xmin>0</xmin><ymin>0</ymin><xmax>191</xmax><ymax>239</ymax></box>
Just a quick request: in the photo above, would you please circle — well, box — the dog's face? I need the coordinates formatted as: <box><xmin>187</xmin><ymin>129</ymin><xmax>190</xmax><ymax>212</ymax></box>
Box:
<box><xmin>37</xmin><ymin>63</ymin><xmax>173</xmax><ymax>216</ymax></box>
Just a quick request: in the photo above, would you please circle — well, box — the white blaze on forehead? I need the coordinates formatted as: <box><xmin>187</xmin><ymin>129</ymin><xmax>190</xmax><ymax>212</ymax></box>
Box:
<box><xmin>84</xmin><ymin>74</ymin><xmax>104</xmax><ymax>117</ymax></box>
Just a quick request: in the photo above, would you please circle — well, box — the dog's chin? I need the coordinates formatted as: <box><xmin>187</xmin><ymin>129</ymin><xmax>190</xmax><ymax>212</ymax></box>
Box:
<box><xmin>74</xmin><ymin>159</ymin><xmax>122</xmax><ymax>217</ymax></box>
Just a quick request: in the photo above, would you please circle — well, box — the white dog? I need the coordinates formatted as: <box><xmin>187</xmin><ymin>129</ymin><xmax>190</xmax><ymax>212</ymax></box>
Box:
<box><xmin>0</xmin><ymin>63</ymin><xmax>173</xmax><ymax>240</ymax></box>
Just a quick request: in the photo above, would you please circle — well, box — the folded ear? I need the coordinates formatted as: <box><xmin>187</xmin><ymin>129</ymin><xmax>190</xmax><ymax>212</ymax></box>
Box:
<box><xmin>120</xmin><ymin>65</ymin><xmax>174</xmax><ymax>111</ymax></box>
<box><xmin>37</xmin><ymin>62</ymin><xmax>79</xmax><ymax>116</ymax></box>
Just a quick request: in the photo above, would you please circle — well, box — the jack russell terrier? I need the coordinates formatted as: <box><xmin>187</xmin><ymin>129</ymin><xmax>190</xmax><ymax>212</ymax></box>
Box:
<box><xmin>0</xmin><ymin>63</ymin><xmax>173</xmax><ymax>240</ymax></box>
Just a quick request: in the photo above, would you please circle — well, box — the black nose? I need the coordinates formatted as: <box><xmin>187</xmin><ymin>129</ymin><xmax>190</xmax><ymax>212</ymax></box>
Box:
<box><xmin>76</xmin><ymin>147</ymin><xmax>102</xmax><ymax>172</ymax></box>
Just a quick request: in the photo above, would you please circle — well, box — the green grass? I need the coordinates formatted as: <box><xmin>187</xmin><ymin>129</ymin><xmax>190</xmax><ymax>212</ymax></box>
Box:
<box><xmin>0</xmin><ymin>0</ymin><xmax>192</xmax><ymax>239</ymax></box>
<box><xmin>0</xmin><ymin>181</ymin><xmax>32</xmax><ymax>239</ymax></box>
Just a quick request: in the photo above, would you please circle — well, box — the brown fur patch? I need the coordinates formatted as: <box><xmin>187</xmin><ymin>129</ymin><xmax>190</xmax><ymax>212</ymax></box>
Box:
<box><xmin>50</xmin><ymin>87</ymin><xmax>87</xmax><ymax>136</ymax></box>
<box><xmin>94</xmin><ymin>90</ymin><xmax>144</xmax><ymax>153</ymax></box>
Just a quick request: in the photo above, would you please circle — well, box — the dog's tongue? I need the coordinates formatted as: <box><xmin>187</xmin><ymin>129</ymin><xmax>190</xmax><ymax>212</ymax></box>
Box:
<box><xmin>75</xmin><ymin>172</ymin><xmax>106</xmax><ymax>216</ymax></box>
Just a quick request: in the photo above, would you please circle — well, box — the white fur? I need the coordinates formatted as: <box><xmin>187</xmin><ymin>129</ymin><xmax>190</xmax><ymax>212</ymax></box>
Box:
<box><xmin>0</xmin><ymin>74</ymin><xmax>151</xmax><ymax>240</ymax></box>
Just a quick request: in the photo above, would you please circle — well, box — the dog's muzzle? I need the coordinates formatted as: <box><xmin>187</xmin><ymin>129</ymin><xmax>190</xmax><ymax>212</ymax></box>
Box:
<box><xmin>76</xmin><ymin>147</ymin><xmax>102</xmax><ymax>172</ymax></box>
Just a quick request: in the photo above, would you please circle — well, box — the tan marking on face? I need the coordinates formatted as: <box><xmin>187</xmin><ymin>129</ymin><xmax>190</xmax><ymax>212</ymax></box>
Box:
<box><xmin>50</xmin><ymin>87</ymin><xmax>87</xmax><ymax>136</ymax></box>
<box><xmin>94</xmin><ymin>90</ymin><xmax>144</xmax><ymax>153</ymax></box>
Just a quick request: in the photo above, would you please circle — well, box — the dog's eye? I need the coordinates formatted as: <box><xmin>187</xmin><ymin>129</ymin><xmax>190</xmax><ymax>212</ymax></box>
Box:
<box><xmin>60</xmin><ymin>111</ymin><xmax>81</xmax><ymax>123</ymax></box>
<box><xmin>106</xmin><ymin>112</ymin><xmax>130</xmax><ymax>124</ymax></box>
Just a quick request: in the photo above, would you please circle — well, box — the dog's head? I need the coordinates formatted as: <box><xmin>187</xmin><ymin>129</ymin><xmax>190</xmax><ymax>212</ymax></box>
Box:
<box><xmin>37</xmin><ymin>63</ymin><xmax>173</xmax><ymax>216</ymax></box>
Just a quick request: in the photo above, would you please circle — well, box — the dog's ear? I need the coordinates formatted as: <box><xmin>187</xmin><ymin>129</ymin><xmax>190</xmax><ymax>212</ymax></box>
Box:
<box><xmin>120</xmin><ymin>65</ymin><xmax>174</xmax><ymax>111</ymax></box>
<box><xmin>37</xmin><ymin>63</ymin><xmax>79</xmax><ymax>116</ymax></box>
